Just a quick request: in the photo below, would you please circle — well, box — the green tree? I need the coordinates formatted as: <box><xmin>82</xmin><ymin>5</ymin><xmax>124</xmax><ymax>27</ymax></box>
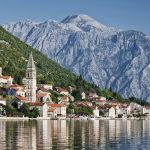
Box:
<box><xmin>21</xmin><ymin>103</ymin><xmax>30</xmax><ymax>117</ymax></box>
<box><xmin>29</xmin><ymin>107</ymin><xmax>40</xmax><ymax>118</ymax></box>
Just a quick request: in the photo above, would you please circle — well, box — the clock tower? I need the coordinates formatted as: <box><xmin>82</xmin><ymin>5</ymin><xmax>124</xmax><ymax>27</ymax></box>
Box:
<box><xmin>25</xmin><ymin>52</ymin><xmax>37</xmax><ymax>102</ymax></box>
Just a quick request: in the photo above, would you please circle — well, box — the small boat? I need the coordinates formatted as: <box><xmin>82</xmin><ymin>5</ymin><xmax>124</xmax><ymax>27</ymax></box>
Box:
<box><xmin>122</xmin><ymin>115</ymin><xmax>127</xmax><ymax>120</ymax></box>
<box><xmin>79</xmin><ymin>116</ymin><xmax>88</xmax><ymax>120</ymax></box>
<box><xmin>88</xmin><ymin>116</ymin><xmax>96</xmax><ymax>120</ymax></box>
<box><xmin>57</xmin><ymin>116</ymin><xmax>66</xmax><ymax>120</ymax></box>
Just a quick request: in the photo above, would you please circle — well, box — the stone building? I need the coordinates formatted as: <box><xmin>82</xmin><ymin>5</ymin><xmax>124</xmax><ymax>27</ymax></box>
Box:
<box><xmin>25</xmin><ymin>53</ymin><xmax>37</xmax><ymax>102</ymax></box>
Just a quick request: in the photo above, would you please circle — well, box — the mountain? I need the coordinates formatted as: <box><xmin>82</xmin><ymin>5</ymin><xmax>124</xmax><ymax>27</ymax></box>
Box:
<box><xmin>0</xmin><ymin>26</ymin><xmax>100</xmax><ymax>93</ymax></box>
<box><xmin>3</xmin><ymin>14</ymin><xmax>150</xmax><ymax>101</ymax></box>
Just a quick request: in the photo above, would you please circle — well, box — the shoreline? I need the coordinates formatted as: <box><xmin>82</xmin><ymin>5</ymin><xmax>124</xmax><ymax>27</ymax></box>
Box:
<box><xmin>0</xmin><ymin>117</ymin><xmax>149</xmax><ymax>121</ymax></box>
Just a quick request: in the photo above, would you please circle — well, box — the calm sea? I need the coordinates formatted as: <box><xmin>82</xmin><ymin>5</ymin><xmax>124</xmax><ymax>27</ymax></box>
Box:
<box><xmin>0</xmin><ymin>120</ymin><xmax>150</xmax><ymax>150</ymax></box>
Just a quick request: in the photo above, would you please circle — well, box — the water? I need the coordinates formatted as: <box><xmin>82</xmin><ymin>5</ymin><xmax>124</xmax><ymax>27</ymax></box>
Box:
<box><xmin>0</xmin><ymin>120</ymin><xmax>150</xmax><ymax>150</ymax></box>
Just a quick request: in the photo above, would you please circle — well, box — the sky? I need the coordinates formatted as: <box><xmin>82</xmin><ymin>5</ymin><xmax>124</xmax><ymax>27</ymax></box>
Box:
<box><xmin>0</xmin><ymin>0</ymin><xmax>150</xmax><ymax>34</ymax></box>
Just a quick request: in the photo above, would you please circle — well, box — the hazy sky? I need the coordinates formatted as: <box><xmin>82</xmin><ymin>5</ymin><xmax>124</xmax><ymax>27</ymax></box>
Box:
<box><xmin>0</xmin><ymin>0</ymin><xmax>150</xmax><ymax>34</ymax></box>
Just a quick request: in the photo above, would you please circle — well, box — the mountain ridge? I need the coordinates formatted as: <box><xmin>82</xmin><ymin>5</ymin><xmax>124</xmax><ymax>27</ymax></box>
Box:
<box><xmin>3</xmin><ymin>14</ymin><xmax>150</xmax><ymax>101</ymax></box>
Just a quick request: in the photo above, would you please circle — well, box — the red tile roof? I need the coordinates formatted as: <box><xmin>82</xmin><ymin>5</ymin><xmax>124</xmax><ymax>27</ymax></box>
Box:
<box><xmin>48</xmin><ymin>103</ymin><xmax>65</xmax><ymax>107</ymax></box>
<box><xmin>48</xmin><ymin>108</ymin><xmax>56</xmax><ymax>112</ymax></box>
<box><xmin>27</xmin><ymin>102</ymin><xmax>45</xmax><ymax>106</ymax></box>
<box><xmin>36</xmin><ymin>93</ymin><xmax>47</xmax><ymax>98</ymax></box>
<box><xmin>55</xmin><ymin>87</ymin><xmax>68</xmax><ymax>93</ymax></box>
<box><xmin>9</xmin><ymin>84</ymin><xmax>24</xmax><ymax>88</ymax></box>
<box><xmin>16</xmin><ymin>96</ymin><xmax>27</xmax><ymax>102</ymax></box>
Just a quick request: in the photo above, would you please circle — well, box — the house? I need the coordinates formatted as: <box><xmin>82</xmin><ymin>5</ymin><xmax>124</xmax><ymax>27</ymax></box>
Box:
<box><xmin>89</xmin><ymin>96</ymin><xmax>106</xmax><ymax>105</ymax></box>
<box><xmin>115</xmin><ymin>105</ymin><xmax>123</xmax><ymax>117</ymax></box>
<box><xmin>55</xmin><ymin>87</ymin><xmax>69</xmax><ymax>95</ymax></box>
<box><xmin>0</xmin><ymin>76</ymin><xmax>13</xmax><ymax>88</ymax></box>
<box><xmin>28</xmin><ymin>102</ymin><xmax>48</xmax><ymax>118</ymax></box>
<box><xmin>95</xmin><ymin>100</ymin><xmax>106</xmax><ymax>106</ymax></box>
<box><xmin>92</xmin><ymin>106</ymin><xmax>99</xmax><ymax>117</ymax></box>
<box><xmin>142</xmin><ymin>106</ymin><xmax>150</xmax><ymax>115</ymax></box>
<box><xmin>58</xmin><ymin>95</ymin><xmax>69</xmax><ymax>105</ymax></box>
<box><xmin>88</xmin><ymin>92</ymin><xmax>98</xmax><ymax>98</ymax></box>
<box><xmin>7</xmin><ymin>84</ymin><xmax>25</xmax><ymax>97</ymax></box>
<box><xmin>81</xmin><ymin>92</ymin><xmax>86</xmax><ymax>99</ymax></box>
<box><xmin>11</xmin><ymin>95</ymin><xmax>29</xmax><ymax>109</ymax></box>
<box><xmin>36</xmin><ymin>91</ymin><xmax>51</xmax><ymax>103</ymax></box>
<box><xmin>38</xmin><ymin>84</ymin><xmax>53</xmax><ymax>90</ymax></box>
<box><xmin>0</xmin><ymin>67</ymin><xmax>13</xmax><ymax>88</ymax></box>
<box><xmin>109</xmin><ymin>106</ymin><xmax>116</xmax><ymax>118</ymax></box>
<box><xmin>47</xmin><ymin>108</ymin><xmax>57</xmax><ymax>118</ymax></box>
<box><xmin>0</xmin><ymin>99</ymin><xmax>6</xmax><ymax>116</ymax></box>
<box><xmin>75</xmin><ymin>101</ymin><xmax>93</xmax><ymax>107</ymax></box>
<box><xmin>48</xmin><ymin>103</ymin><xmax>66</xmax><ymax>117</ymax></box>
<box><xmin>127</xmin><ymin>102</ymin><xmax>142</xmax><ymax>115</ymax></box>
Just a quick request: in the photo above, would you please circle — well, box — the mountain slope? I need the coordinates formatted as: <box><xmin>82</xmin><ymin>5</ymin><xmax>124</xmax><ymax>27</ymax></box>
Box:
<box><xmin>3</xmin><ymin>14</ymin><xmax>150</xmax><ymax>101</ymax></box>
<box><xmin>1</xmin><ymin>25</ymin><xmax>123</xmax><ymax>102</ymax></box>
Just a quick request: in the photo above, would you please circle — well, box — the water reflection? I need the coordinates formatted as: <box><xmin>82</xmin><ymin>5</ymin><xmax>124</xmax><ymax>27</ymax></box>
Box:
<box><xmin>0</xmin><ymin>120</ymin><xmax>150</xmax><ymax>149</ymax></box>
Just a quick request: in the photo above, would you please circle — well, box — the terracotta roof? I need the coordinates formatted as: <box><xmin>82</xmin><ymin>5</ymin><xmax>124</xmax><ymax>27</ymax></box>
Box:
<box><xmin>48</xmin><ymin>103</ymin><xmax>65</xmax><ymax>107</ymax></box>
<box><xmin>9</xmin><ymin>84</ymin><xmax>24</xmax><ymax>88</ymax></box>
<box><xmin>37</xmin><ymin>87</ymin><xmax>48</xmax><ymax>92</ymax></box>
<box><xmin>36</xmin><ymin>93</ymin><xmax>47</xmax><ymax>98</ymax></box>
<box><xmin>48</xmin><ymin>108</ymin><xmax>56</xmax><ymax>112</ymax></box>
<box><xmin>0</xmin><ymin>76</ymin><xmax>12</xmax><ymax>79</ymax></box>
<box><xmin>16</xmin><ymin>96</ymin><xmax>27</xmax><ymax>102</ymax></box>
<box><xmin>27</xmin><ymin>102</ymin><xmax>45</xmax><ymax>106</ymax></box>
<box><xmin>145</xmin><ymin>106</ymin><xmax>150</xmax><ymax>109</ymax></box>
<box><xmin>55</xmin><ymin>87</ymin><xmax>68</xmax><ymax>92</ymax></box>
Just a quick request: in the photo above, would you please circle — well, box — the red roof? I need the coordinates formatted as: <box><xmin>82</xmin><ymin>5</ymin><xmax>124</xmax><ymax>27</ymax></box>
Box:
<box><xmin>9</xmin><ymin>84</ymin><xmax>24</xmax><ymax>88</ymax></box>
<box><xmin>48</xmin><ymin>103</ymin><xmax>65</xmax><ymax>107</ymax></box>
<box><xmin>28</xmin><ymin>102</ymin><xmax>45</xmax><ymax>106</ymax></box>
<box><xmin>48</xmin><ymin>108</ymin><xmax>56</xmax><ymax>112</ymax></box>
<box><xmin>36</xmin><ymin>93</ymin><xmax>47</xmax><ymax>98</ymax></box>
<box><xmin>145</xmin><ymin>106</ymin><xmax>150</xmax><ymax>109</ymax></box>
<box><xmin>16</xmin><ymin>96</ymin><xmax>27</xmax><ymax>102</ymax></box>
<box><xmin>55</xmin><ymin>87</ymin><xmax>68</xmax><ymax>93</ymax></box>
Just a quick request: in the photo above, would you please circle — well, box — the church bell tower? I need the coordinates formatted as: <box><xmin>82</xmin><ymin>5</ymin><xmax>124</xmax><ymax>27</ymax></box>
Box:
<box><xmin>25</xmin><ymin>52</ymin><xmax>37</xmax><ymax>102</ymax></box>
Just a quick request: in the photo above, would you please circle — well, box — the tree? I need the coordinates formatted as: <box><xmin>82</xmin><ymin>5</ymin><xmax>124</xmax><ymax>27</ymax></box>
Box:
<box><xmin>74</xmin><ymin>106</ymin><xmax>93</xmax><ymax>116</ymax></box>
<box><xmin>21</xmin><ymin>103</ymin><xmax>30</xmax><ymax>117</ymax></box>
<box><xmin>72</xmin><ymin>90</ymin><xmax>82</xmax><ymax>101</ymax></box>
<box><xmin>29</xmin><ymin>107</ymin><xmax>40</xmax><ymax>118</ymax></box>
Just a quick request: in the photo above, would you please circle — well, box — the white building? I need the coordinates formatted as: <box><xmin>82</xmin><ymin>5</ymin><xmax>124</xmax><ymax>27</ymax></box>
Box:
<box><xmin>48</xmin><ymin>104</ymin><xmax>66</xmax><ymax>117</ymax></box>
<box><xmin>81</xmin><ymin>92</ymin><xmax>86</xmax><ymax>99</ymax></box>
<box><xmin>142</xmin><ymin>106</ymin><xmax>150</xmax><ymax>115</ymax></box>
<box><xmin>0</xmin><ymin>76</ymin><xmax>13</xmax><ymax>88</ymax></box>
<box><xmin>48</xmin><ymin>108</ymin><xmax>57</xmax><ymax>118</ymax></box>
<box><xmin>0</xmin><ymin>67</ymin><xmax>13</xmax><ymax>87</ymax></box>
<box><xmin>92</xmin><ymin>107</ymin><xmax>99</xmax><ymax>117</ymax></box>
<box><xmin>7</xmin><ymin>84</ymin><xmax>25</xmax><ymax>97</ymax></box>
<box><xmin>127</xmin><ymin>102</ymin><xmax>142</xmax><ymax>115</ymax></box>
<box><xmin>0</xmin><ymin>100</ymin><xmax>6</xmax><ymax>115</ymax></box>
<box><xmin>28</xmin><ymin>102</ymin><xmax>48</xmax><ymax>118</ymax></box>
<box><xmin>109</xmin><ymin>106</ymin><xmax>116</xmax><ymax>118</ymax></box>
<box><xmin>39</xmin><ymin>84</ymin><xmax>53</xmax><ymax>90</ymax></box>
<box><xmin>36</xmin><ymin>91</ymin><xmax>51</xmax><ymax>103</ymax></box>
<box><xmin>89</xmin><ymin>92</ymin><xmax>98</xmax><ymax>98</ymax></box>
<box><xmin>55</xmin><ymin>87</ymin><xmax>69</xmax><ymax>95</ymax></box>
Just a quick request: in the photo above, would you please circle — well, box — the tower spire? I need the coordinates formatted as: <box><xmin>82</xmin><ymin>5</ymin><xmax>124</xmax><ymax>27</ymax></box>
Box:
<box><xmin>27</xmin><ymin>52</ymin><xmax>35</xmax><ymax>68</ymax></box>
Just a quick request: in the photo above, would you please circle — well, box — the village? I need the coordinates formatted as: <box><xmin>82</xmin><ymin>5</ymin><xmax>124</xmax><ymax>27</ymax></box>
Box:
<box><xmin>0</xmin><ymin>53</ymin><xmax>150</xmax><ymax>120</ymax></box>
